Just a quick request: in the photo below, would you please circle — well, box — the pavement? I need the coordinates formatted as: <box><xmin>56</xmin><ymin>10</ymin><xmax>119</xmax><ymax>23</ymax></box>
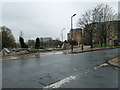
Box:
<box><xmin>71</xmin><ymin>46</ymin><xmax>119</xmax><ymax>53</ymax></box>
<box><xmin>0</xmin><ymin>51</ymin><xmax>63</xmax><ymax>60</ymax></box>
<box><xmin>1</xmin><ymin>46</ymin><xmax>120</xmax><ymax>68</ymax></box>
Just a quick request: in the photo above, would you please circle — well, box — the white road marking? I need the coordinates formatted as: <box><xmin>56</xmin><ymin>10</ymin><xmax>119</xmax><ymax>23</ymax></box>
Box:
<box><xmin>94</xmin><ymin>63</ymin><xmax>108</xmax><ymax>70</ymax></box>
<box><xmin>43</xmin><ymin>63</ymin><xmax>107</xmax><ymax>89</ymax></box>
<box><xmin>43</xmin><ymin>76</ymin><xmax>76</xmax><ymax>89</ymax></box>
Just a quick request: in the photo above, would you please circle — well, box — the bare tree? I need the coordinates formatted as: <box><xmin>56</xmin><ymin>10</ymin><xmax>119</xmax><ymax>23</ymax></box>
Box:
<box><xmin>92</xmin><ymin>3</ymin><xmax>117</xmax><ymax>46</ymax></box>
<box><xmin>78</xmin><ymin>10</ymin><xmax>96</xmax><ymax>48</ymax></box>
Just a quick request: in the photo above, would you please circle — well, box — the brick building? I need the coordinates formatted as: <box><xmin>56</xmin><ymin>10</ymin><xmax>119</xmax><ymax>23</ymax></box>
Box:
<box><xmin>67</xmin><ymin>28</ymin><xmax>83</xmax><ymax>46</ymax></box>
<box><xmin>67</xmin><ymin>20</ymin><xmax>119</xmax><ymax>45</ymax></box>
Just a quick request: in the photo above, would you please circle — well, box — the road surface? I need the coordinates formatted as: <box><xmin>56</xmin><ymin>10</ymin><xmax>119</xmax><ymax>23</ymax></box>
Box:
<box><xmin>2</xmin><ymin>48</ymin><xmax>119</xmax><ymax>88</ymax></box>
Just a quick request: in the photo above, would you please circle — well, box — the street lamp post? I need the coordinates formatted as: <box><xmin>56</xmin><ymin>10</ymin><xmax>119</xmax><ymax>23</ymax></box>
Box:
<box><xmin>71</xmin><ymin>14</ymin><xmax>76</xmax><ymax>52</ymax></box>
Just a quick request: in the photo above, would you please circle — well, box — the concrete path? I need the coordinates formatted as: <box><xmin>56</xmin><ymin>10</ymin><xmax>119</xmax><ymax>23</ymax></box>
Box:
<box><xmin>0</xmin><ymin>51</ymin><xmax>63</xmax><ymax>60</ymax></box>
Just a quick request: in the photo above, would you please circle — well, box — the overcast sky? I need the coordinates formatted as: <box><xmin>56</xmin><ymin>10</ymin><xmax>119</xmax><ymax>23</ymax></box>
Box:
<box><xmin>1</xmin><ymin>0</ymin><xmax>119</xmax><ymax>42</ymax></box>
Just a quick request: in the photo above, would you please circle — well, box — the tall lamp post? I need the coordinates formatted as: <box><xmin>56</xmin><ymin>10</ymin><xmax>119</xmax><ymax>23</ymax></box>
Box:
<box><xmin>71</xmin><ymin>14</ymin><xmax>76</xmax><ymax>52</ymax></box>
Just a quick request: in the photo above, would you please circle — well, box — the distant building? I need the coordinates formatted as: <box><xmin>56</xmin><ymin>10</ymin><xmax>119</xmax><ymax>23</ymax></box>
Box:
<box><xmin>67</xmin><ymin>28</ymin><xmax>83</xmax><ymax>45</ymax></box>
<box><xmin>40</xmin><ymin>37</ymin><xmax>52</xmax><ymax>42</ymax></box>
<box><xmin>43</xmin><ymin>37</ymin><xmax>52</xmax><ymax>42</ymax></box>
<box><xmin>39</xmin><ymin>37</ymin><xmax>53</xmax><ymax>47</ymax></box>
<box><xmin>28</xmin><ymin>40</ymin><xmax>35</xmax><ymax>48</ymax></box>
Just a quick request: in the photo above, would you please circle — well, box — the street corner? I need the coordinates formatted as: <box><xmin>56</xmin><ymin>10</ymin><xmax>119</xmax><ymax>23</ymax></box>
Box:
<box><xmin>108</xmin><ymin>57</ymin><xmax>120</xmax><ymax>67</ymax></box>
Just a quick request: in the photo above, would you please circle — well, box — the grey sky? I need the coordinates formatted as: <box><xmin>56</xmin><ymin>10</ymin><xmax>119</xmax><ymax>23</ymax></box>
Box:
<box><xmin>1</xmin><ymin>1</ymin><xmax>119</xmax><ymax>42</ymax></box>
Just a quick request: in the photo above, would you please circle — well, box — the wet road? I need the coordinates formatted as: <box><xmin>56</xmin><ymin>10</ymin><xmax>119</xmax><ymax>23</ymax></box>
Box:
<box><xmin>2</xmin><ymin>48</ymin><xmax>119</xmax><ymax>88</ymax></box>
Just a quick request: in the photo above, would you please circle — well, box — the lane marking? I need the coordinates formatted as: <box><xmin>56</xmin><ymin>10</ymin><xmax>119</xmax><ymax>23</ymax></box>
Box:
<box><xmin>43</xmin><ymin>63</ymin><xmax>108</xmax><ymax>89</ymax></box>
<box><xmin>94</xmin><ymin>63</ymin><xmax>108</xmax><ymax>70</ymax></box>
<box><xmin>43</xmin><ymin>76</ymin><xmax>76</xmax><ymax>89</ymax></box>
